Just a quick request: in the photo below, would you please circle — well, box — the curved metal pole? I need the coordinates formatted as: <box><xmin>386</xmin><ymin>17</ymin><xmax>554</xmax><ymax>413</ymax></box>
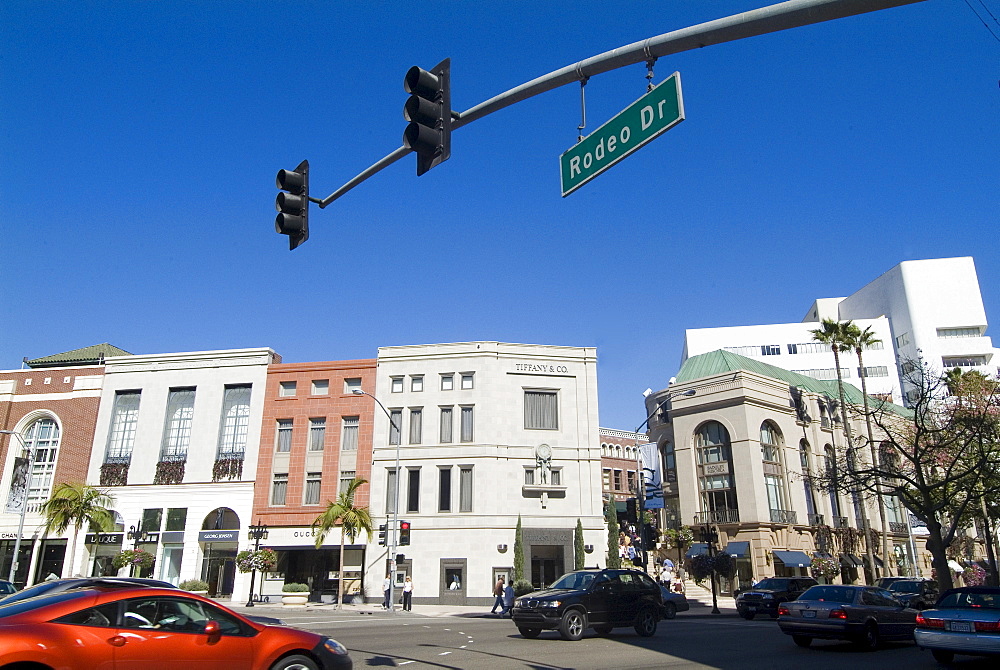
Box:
<box><xmin>1</xmin><ymin>430</ymin><xmax>32</xmax><ymax>584</ymax></box>
<box><xmin>315</xmin><ymin>0</ymin><xmax>926</xmax><ymax>208</ymax></box>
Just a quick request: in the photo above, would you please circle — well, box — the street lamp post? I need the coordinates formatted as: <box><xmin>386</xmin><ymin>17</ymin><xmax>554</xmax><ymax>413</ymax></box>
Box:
<box><xmin>632</xmin><ymin>389</ymin><xmax>695</xmax><ymax>572</ymax></box>
<box><xmin>352</xmin><ymin>388</ymin><xmax>402</xmax><ymax>613</ymax></box>
<box><xmin>1</xmin><ymin>430</ymin><xmax>32</xmax><ymax>585</ymax></box>
<box><xmin>246</xmin><ymin>521</ymin><xmax>269</xmax><ymax>607</ymax></box>
<box><xmin>125</xmin><ymin>523</ymin><xmax>148</xmax><ymax>576</ymax></box>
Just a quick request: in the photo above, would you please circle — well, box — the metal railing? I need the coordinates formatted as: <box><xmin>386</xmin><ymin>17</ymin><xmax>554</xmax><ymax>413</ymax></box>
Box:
<box><xmin>808</xmin><ymin>513</ymin><xmax>826</xmax><ymax>526</ymax></box>
<box><xmin>694</xmin><ymin>509</ymin><xmax>740</xmax><ymax>525</ymax></box>
<box><xmin>889</xmin><ymin>521</ymin><xmax>909</xmax><ymax>534</ymax></box>
<box><xmin>770</xmin><ymin>509</ymin><xmax>798</xmax><ymax>525</ymax></box>
<box><xmin>833</xmin><ymin>516</ymin><xmax>850</xmax><ymax>528</ymax></box>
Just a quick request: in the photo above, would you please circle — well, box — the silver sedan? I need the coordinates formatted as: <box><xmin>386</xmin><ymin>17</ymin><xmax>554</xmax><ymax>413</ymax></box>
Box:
<box><xmin>914</xmin><ymin>586</ymin><xmax>1000</xmax><ymax>664</ymax></box>
<box><xmin>777</xmin><ymin>584</ymin><xmax>917</xmax><ymax>650</ymax></box>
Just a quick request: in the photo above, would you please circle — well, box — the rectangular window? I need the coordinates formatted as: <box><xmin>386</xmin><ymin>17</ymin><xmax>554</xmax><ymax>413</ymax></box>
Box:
<box><xmin>761</xmin><ymin>344</ymin><xmax>781</xmax><ymax>356</ymax></box>
<box><xmin>409</xmin><ymin>408</ymin><xmax>422</xmax><ymax>444</ymax></box>
<box><xmin>942</xmin><ymin>356</ymin><xmax>988</xmax><ymax>368</ymax></box>
<box><xmin>309</xmin><ymin>418</ymin><xmax>326</xmax><ymax>451</ymax></box>
<box><xmin>276</xmin><ymin>420</ymin><xmax>293</xmax><ymax>452</ymax></box>
<box><xmin>524</xmin><ymin>468</ymin><xmax>535</xmax><ymax>485</ymax></box>
<box><xmin>389</xmin><ymin>410</ymin><xmax>402</xmax><ymax>445</ymax></box>
<box><xmin>341</xmin><ymin>416</ymin><xmax>358</xmax><ymax>451</ymax></box>
<box><xmin>765</xmin><ymin>474</ymin><xmax>786</xmax><ymax>511</ymax></box>
<box><xmin>459</xmin><ymin>467</ymin><xmax>473</xmax><ymax>512</ymax></box>
<box><xmin>441</xmin><ymin>375</ymin><xmax>454</xmax><ymax>391</ymax></box>
<box><xmin>391</xmin><ymin>377</ymin><xmax>404</xmax><ymax>393</ymax></box>
<box><xmin>787</xmin><ymin>343</ymin><xmax>798</xmax><ymax>354</ymax></box>
<box><xmin>460</xmin><ymin>406</ymin><xmax>474</xmax><ymax>442</ymax></box>
<box><xmin>626</xmin><ymin>470</ymin><xmax>636</xmax><ymax>492</ymax></box>
<box><xmin>524</xmin><ymin>390</ymin><xmax>558</xmax><ymax>430</ymax></box>
<box><xmin>339</xmin><ymin>470</ymin><xmax>356</xmax><ymax>494</ymax></box>
<box><xmin>106</xmin><ymin>391</ymin><xmax>141</xmax><ymax>460</ymax></box>
<box><xmin>603</xmin><ymin>468</ymin><xmax>611</xmax><ymax>489</ymax></box>
<box><xmin>304</xmin><ymin>472</ymin><xmax>322</xmax><ymax>505</ymax></box>
<box><xmin>165</xmin><ymin>508</ymin><xmax>187</xmax><ymax>532</ymax></box>
<box><xmin>613</xmin><ymin>469</ymin><xmax>623</xmax><ymax>490</ymax></box>
<box><xmin>279</xmin><ymin>381</ymin><xmax>296</xmax><ymax>397</ymax></box>
<box><xmin>858</xmin><ymin>366</ymin><xmax>889</xmax><ymax>378</ymax></box>
<box><xmin>551</xmin><ymin>468</ymin><xmax>562</xmax><ymax>486</ymax></box>
<box><xmin>142</xmin><ymin>508</ymin><xmax>163</xmax><ymax>532</ymax></box>
<box><xmin>386</xmin><ymin>468</ymin><xmax>397</xmax><ymax>514</ymax></box>
<box><xmin>895</xmin><ymin>332</ymin><xmax>911</xmax><ymax>347</ymax></box>
<box><xmin>411</xmin><ymin>376</ymin><xmax>423</xmax><ymax>392</ymax></box>
<box><xmin>218</xmin><ymin>385</ymin><xmax>252</xmax><ymax>456</ymax></box>
<box><xmin>461</xmin><ymin>373</ymin><xmax>475</xmax><ymax>390</ymax></box>
<box><xmin>937</xmin><ymin>327</ymin><xmax>981</xmax><ymax>339</ymax></box>
<box><xmin>161</xmin><ymin>388</ymin><xmax>195</xmax><ymax>460</ymax></box>
<box><xmin>438</xmin><ymin>468</ymin><xmax>452</xmax><ymax>512</ymax></box>
<box><xmin>311</xmin><ymin>379</ymin><xmax>329</xmax><ymax>395</ymax></box>
<box><xmin>440</xmin><ymin>407</ymin><xmax>453</xmax><ymax>443</ymax></box>
<box><xmin>343</xmin><ymin>378</ymin><xmax>361</xmax><ymax>394</ymax></box>
<box><xmin>407</xmin><ymin>468</ymin><xmax>420</xmax><ymax>513</ymax></box>
<box><xmin>271</xmin><ymin>473</ymin><xmax>288</xmax><ymax>506</ymax></box>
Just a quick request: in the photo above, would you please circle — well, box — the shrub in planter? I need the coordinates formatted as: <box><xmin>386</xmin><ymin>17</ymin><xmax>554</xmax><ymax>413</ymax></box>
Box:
<box><xmin>179</xmin><ymin>579</ymin><xmax>209</xmax><ymax>592</ymax></box>
<box><xmin>112</xmin><ymin>549</ymin><xmax>155</xmax><ymax>571</ymax></box>
<box><xmin>512</xmin><ymin>579</ymin><xmax>534</xmax><ymax>597</ymax></box>
<box><xmin>282</xmin><ymin>582</ymin><xmax>310</xmax><ymax>593</ymax></box>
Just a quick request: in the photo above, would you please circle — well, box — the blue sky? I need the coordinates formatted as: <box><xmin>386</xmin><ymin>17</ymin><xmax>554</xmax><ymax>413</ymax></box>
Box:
<box><xmin>2</xmin><ymin>0</ymin><xmax>998</xmax><ymax>431</ymax></box>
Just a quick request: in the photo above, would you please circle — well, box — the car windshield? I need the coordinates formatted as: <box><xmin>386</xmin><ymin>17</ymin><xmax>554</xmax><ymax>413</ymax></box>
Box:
<box><xmin>889</xmin><ymin>581</ymin><xmax>922</xmax><ymax>594</ymax></box>
<box><xmin>799</xmin><ymin>586</ymin><xmax>855</xmax><ymax>604</ymax></box>
<box><xmin>751</xmin><ymin>579</ymin><xmax>791</xmax><ymax>590</ymax></box>
<box><xmin>549</xmin><ymin>572</ymin><xmax>597</xmax><ymax>590</ymax></box>
<box><xmin>937</xmin><ymin>590</ymin><xmax>1000</xmax><ymax>610</ymax></box>
<box><xmin>0</xmin><ymin>590</ymin><xmax>91</xmax><ymax>619</ymax></box>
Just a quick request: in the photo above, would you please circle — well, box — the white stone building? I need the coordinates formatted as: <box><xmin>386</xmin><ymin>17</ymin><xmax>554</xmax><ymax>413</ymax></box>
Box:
<box><xmin>81</xmin><ymin>348</ymin><xmax>278</xmax><ymax>598</ymax></box>
<box><xmin>361</xmin><ymin>342</ymin><xmax>605</xmax><ymax>606</ymax></box>
<box><xmin>683</xmin><ymin>257</ymin><xmax>999</xmax><ymax>407</ymax></box>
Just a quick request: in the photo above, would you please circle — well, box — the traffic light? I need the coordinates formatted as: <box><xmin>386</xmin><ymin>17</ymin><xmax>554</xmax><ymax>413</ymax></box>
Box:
<box><xmin>402</xmin><ymin>59</ymin><xmax>451</xmax><ymax>176</ymax></box>
<box><xmin>275</xmin><ymin>160</ymin><xmax>309</xmax><ymax>250</ymax></box>
<box><xmin>378</xmin><ymin>523</ymin><xmax>387</xmax><ymax>546</ymax></box>
<box><xmin>398</xmin><ymin>520</ymin><xmax>411</xmax><ymax>546</ymax></box>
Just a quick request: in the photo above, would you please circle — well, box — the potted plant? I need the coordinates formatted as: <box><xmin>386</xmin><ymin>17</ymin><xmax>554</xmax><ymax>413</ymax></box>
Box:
<box><xmin>281</xmin><ymin>582</ymin><xmax>309</xmax><ymax>606</ymax></box>
<box><xmin>111</xmin><ymin>549</ymin><xmax>155</xmax><ymax>573</ymax></box>
<box><xmin>179</xmin><ymin>578</ymin><xmax>209</xmax><ymax>594</ymax></box>
<box><xmin>235</xmin><ymin>548</ymin><xmax>277</xmax><ymax>574</ymax></box>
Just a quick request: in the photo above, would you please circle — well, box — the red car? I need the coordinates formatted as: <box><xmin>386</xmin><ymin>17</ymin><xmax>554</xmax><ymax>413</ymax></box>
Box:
<box><xmin>0</xmin><ymin>581</ymin><xmax>352</xmax><ymax>669</ymax></box>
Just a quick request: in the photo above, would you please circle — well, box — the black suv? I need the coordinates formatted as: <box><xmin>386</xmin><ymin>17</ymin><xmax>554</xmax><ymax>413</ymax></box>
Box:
<box><xmin>736</xmin><ymin>577</ymin><xmax>818</xmax><ymax>620</ymax></box>
<box><xmin>887</xmin><ymin>578</ymin><xmax>939</xmax><ymax>610</ymax></box>
<box><xmin>511</xmin><ymin>569</ymin><xmax>663</xmax><ymax>641</ymax></box>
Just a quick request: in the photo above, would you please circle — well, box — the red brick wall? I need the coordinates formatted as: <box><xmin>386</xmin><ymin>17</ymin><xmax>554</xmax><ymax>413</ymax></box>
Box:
<box><xmin>0</xmin><ymin>367</ymin><xmax>103</xmax><ymax>489</ymax></box>
<box><xmin>253</xmin><ymin>360</ymin><xmax>377</xmax><ymax>528</ymax></box>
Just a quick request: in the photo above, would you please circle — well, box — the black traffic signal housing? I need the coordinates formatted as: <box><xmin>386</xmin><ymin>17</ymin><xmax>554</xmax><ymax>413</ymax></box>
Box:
<box><xmin>398</xmin><ymin>520</ymin><xmax>411</xmax><ymax>546</ymax></box>
<box><xmin>403</xmin><ymin>59</ymin><xmax>451</xmax><ymax>176</ymax></box>
<box><xmin>275</xmin><ymin>160</ymin><xmax>309</xmax><ymax>250</ymax></box>
<box><xmin>378</xmin><ymin>523</ymin><xmax>387</xmax><ymax>546</ymax></box>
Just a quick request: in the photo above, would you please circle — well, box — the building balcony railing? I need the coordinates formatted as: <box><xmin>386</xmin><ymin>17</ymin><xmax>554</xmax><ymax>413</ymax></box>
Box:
<box><xmin>808</xmin><ymin>513</ymin><xmax>825</xmax><ymax>526</ymax></box>
<box><xmin>694</xmin><ymin>509</ymin><xmax>740</xmax><ymax>525</ymax></box>
<box><xmin>833</xmin><ymin>516</ymin><xmax>850</xmax><ymax>528</ymax></box>
<box><xmin>889</xmin><ymin>521</ymin><xmax>909</xmax><ymax>534</ymax></box>
<box><xmin>770</xmin><ymin>509</ymin><xmax>798</xmax><ymax>525</ymax></box>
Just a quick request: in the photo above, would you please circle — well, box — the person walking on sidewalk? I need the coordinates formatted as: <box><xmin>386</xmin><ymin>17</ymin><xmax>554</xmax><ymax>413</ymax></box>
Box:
<box><xmin>402</xmin><ymin>576</ymin><xmax>413</xmax><ymax>611</ymax></box>
<box><xmin>500</xmin><ymin>581</ymin><xmax>515</xmax><ymax>618</ymax></box>
<box><xmin>382</xmin><ymin>574</ymin><xmax>391</xmax><ymax>610</ymax></box>
<box><xmin>490</xmin><ymin>576</ymin><xmax>505</xmax><ymax>614</ymax></box>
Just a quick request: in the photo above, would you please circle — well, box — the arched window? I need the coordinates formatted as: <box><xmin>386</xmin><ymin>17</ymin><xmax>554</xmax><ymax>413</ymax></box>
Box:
<box><xmin>760</xmin><ymin>422</ymin><xmax>782</xmax><ymax>463</ymax></box>
<box><xmin>695</xmin><ymin>422</ymin><xmax>738</xmax><ymax>521</ymax></box>
<box><xmin>760</xmin><ymin>422</ymin><xmax>788</xmax><ymax>519</ymax></box>
<box><xmin>824</xmin><ymin>445</ymin><xmax>842</xmax><ymax>518</ymax></box>
<box><xmin>18</xmin><ymin>417</ymin><xmax>61</xmax><ymax>508</ymax></box>
<box><xmin>800</xmin><ymin>439</ymin><xmax>818</xmax><ymax>522</ymax></box>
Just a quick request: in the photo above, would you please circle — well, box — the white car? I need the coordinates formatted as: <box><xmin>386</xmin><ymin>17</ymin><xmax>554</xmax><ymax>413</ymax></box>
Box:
<box><xmin>914</xmin><ymin>586</ymin><xmax>1000</xmax><ymax>664</ymax></box>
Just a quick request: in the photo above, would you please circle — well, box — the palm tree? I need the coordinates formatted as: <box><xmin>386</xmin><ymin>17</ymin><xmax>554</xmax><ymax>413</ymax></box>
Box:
<box><xmin>844</xmin><ymin>323</ymin><xmax>892</xmax><ymax>577</ymax></box>
<box><xmin>312</xmin><ymin>477</ymin><xmax>373</xmax><ymax>609</ymax></box>
<box><xmin>811</xmin><ymin>318</ymin><xmax>876</xmax><ymax>583</ymax></box>
<box><xmin>41</xmin><ymin>482</ymin><xmax>115</xmax><ymax>577</ymax></box>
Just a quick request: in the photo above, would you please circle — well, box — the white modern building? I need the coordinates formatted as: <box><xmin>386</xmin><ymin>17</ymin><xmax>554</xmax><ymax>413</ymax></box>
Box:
<box><xmin>683</xmin><ymin>257</ymin><xmax>998</xmax><ymax>407</ymax></box>
<box><xmin>82</xmin><ymin>348</ymin><xmax>278</xmax><ymax>597</ymax></box>
<box><xmin>361</xmin><ymin>342</ymin><xmax>606</xmax><ymax>606</ymax></box>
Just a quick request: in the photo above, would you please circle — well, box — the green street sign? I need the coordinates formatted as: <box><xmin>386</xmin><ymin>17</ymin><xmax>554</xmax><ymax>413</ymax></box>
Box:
<box><xmin>560</xmin><ymin>72</ymin><xmax>684</xmax><ymax>197</ymax></box>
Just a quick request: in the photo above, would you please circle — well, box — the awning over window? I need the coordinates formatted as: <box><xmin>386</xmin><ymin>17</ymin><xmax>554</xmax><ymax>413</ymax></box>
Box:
<box><xmin>840</xmin><ymin>553</ymin><xmax>863</xmax><ymax>568</ymax></box>
<box><xmin>686</xmin><ymin>543</ymin><xmax>709</xmax><ymax>558</ymax></box>
<box><xmin>773</xmin><ymin>550</ymin><xmax>812</xmax><ymax>567</ymax></box>
<box><xmin>723</xmin><ymin>541</ymin><xmax>750</xmax><ymax>558</ymax></box>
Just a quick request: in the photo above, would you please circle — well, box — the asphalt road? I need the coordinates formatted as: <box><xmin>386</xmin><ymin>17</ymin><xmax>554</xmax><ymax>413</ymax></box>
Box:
<box><xmin>267</xmin><ymin>609</ymin><xmax>998</xmax><ymax>670</ymax></box>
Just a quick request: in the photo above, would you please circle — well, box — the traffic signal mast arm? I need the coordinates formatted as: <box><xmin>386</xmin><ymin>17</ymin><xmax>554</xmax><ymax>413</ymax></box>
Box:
<box><xmin>311</xmin><ymin>0</ymin><xmax>925</xmax><ymax>210</ymax></box>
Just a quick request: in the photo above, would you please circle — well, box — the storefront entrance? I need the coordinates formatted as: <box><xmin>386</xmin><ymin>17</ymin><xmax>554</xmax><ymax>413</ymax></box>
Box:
<box><xmin>530</xmin><ymin>545</ymin><xmax>565</xmax><ymax>589</ymax></box>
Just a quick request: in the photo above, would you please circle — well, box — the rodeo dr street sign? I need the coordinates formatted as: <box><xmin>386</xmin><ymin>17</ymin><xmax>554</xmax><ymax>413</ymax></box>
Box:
<box><xmin>560</xmin><ymin>72</ymin><xmax>684</xmax><ymax>197</ymax></box>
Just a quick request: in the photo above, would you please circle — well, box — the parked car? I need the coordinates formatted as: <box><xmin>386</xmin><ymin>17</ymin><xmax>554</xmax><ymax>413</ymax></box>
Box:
<box><xmin>914</xmin><ymin>585</ymin><xmax>1000</xmax><ymax>664</ymax></box>
<box><xmin>777</xmin><ymin>584</ymin><xmax>917</xmax><ymax>650</ymax></box>
<box><xmin>875</xmin><ymin>576</ymin><xmax>916</xmax><ymax>590</ymax></box>
<box><xmin>0</xmin><ymin>582</ymin><xmax>351</xmax><ymax>669</ymax></box>
<box><xmin>0</xmin><ymin>580</ymin><xmax>16</xmax><ymax>596</ymax></box>
<box><xmin>887</xmin><ymin>579</ymin><xmax>939</xmax><ymax>610</ymax></box>
<box><xmin>658</xmin><ymin>585</ymin><xmax>689</xmax><ymax>619</ymax></box>
<box><xmin>511</xmin><ymin>568</ymin><xmax>663</xmax><ymax>641</ymax></box>
<box><xmin>735</xmin><ymin>577</ymin><xmax>818</xmax><ymax>620</ymax></box>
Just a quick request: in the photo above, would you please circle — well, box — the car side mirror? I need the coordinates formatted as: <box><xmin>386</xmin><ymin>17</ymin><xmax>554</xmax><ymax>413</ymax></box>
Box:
<box><xmin>203</xmin><ymin>620</ymin><xmax>221</xmax><ymax>636</ymax></box>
